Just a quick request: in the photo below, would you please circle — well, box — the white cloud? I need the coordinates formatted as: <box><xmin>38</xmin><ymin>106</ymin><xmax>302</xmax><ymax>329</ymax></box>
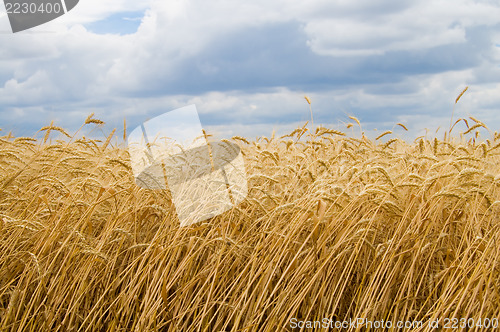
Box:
<box><xmin>303</xmin><ymin>0</ymin><xmax>500</xmax><ymax>56</ymax></box>
<box><xmin>1</xmin><ymin>0</ymin><xmax>500</xmax><ymax>140</ymax></box>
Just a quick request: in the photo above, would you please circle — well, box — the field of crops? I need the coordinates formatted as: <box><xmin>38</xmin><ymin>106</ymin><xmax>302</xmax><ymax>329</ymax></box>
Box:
<box><xmin>1</xmin><ymin>115</ymin><xmax>499</xmax><ymax>331</ymax></box>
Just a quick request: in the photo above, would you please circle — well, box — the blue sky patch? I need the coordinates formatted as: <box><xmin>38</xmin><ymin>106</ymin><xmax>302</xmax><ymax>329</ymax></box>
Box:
<box><xmin>84</xmin><ymin>11</ymin><xmax>144</xmax><ymax>35</ymax></box>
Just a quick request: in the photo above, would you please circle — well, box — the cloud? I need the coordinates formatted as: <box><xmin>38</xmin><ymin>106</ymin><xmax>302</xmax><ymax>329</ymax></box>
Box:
<box><xmin>303</xmin><ymin>0</ymin><xmax>500</xmax><ymax>56</ymax></box>
<box><xmin>0</xmin><ymin>0</ymin><xmax>500</xmax><ymax>140</ymax></box>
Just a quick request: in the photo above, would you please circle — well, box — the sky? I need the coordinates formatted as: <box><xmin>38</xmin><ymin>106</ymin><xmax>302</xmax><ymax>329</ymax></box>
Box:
<box><xmin>1</xmin><ymin>0</ymin><xmax>500</xmax><ymax>141</ymax></box>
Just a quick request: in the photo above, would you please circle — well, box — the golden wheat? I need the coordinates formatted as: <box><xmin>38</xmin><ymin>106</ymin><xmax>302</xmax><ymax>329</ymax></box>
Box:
<box><xmin>0</xmin><ymin>116</ymin><xmax>499</xmax><ymax>331</ymax></box>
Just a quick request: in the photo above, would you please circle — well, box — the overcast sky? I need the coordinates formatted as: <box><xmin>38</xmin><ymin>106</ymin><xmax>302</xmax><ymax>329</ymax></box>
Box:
<box><xmin>1</xmin><ymin>0</ymin><xmax>499</xmax><ymax>141</ymax></box>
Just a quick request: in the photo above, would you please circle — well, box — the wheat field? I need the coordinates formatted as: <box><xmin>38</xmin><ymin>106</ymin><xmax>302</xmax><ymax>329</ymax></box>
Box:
<box><xmin>0</xmin><ymin>113</ymin><xmax>499</xmax><ymax>331</ymax></box>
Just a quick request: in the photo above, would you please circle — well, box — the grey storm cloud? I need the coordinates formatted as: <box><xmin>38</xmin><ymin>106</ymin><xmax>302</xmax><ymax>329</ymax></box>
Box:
<box><xmin>114</xmin><ymin>19</ymin><xmax>490</xmax><ymax>97</ymax></box>
<box><xmin>1</xmin><ymin>0</ymin><xmax>500</xmax><ymax>138</ymax></box>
